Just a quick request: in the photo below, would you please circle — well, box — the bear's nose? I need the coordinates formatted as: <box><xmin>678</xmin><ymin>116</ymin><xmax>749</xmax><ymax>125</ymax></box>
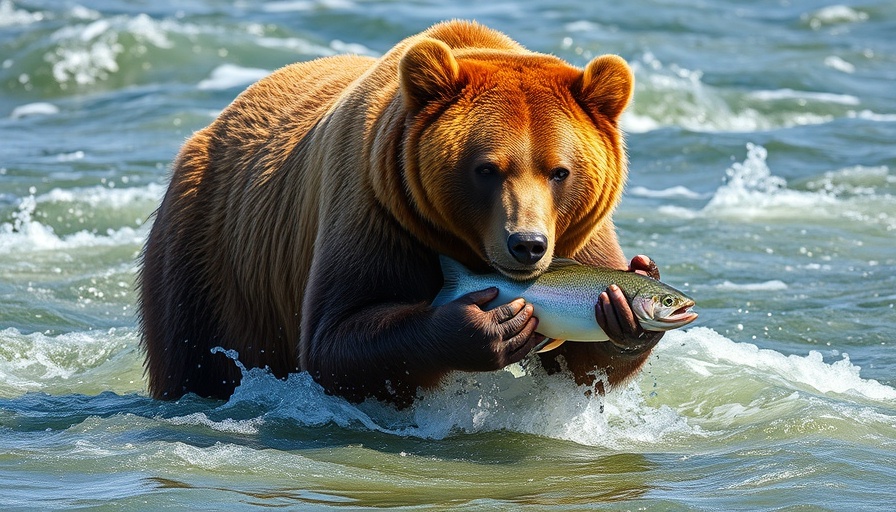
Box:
<box><xmin>507</xmin><ymin>232</ymin><xmax>548</xmax><ymax>265</ymax></box>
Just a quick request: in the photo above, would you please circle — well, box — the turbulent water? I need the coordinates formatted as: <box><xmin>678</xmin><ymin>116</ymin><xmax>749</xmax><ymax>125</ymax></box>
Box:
<box><xmin>1</xmin><ymin>0</ymin><xmax>895</xmax><ymax>510</ymax></box>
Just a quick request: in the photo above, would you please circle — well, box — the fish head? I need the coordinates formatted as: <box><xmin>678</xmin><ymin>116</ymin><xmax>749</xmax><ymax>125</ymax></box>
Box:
<box><xmin>630</xmin><ymin>290</ymin><xmax>697</xmax><ymax>331</ymax></box>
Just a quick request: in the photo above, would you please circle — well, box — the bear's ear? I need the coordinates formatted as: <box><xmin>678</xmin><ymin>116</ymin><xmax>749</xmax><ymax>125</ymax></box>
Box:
<box><xmin>399</xmin><ymin>38</ymin><xmax>461</xmax><ymax>111</ymax></box>
<box><xmin>574</xmin><ymin>54</ymin><xmax>634</xmax><ymax>122</ymax></box>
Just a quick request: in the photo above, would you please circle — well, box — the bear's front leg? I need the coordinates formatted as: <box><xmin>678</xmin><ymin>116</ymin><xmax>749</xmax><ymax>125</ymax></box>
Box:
<box><xmin>300</xmin><ymin>247</ymin><xmax>543</xmax><ymax>408</ymax></box>
<box><xmin>303</xmin><ymin>293</ymin><xmax>542</xmax><ymax>407</ymax></box>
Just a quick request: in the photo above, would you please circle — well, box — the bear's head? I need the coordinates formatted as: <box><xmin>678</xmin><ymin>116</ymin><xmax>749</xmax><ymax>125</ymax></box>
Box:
<box><xmin>396</xmin><ymin>38</ymin><xmax>633</xmax><ymax>280</ymax></box>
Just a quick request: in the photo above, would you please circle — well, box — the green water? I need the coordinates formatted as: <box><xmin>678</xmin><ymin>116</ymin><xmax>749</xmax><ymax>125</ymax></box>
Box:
<box><xmin>1</xmin><ymin>0</ymin><xmax>895</xmax><ymax>510</ymax></box>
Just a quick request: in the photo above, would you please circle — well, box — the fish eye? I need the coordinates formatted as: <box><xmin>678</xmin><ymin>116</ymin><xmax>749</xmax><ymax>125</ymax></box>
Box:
<box><xmin>661</xmin><ymin>295</ymin><xmax>676</xmax><ymax>307</ymax></box>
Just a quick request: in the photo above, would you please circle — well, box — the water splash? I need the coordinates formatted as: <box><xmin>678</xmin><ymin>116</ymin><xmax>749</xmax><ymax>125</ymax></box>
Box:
<box><xmin>1</xmin><ymin>322</ymin><xmax>893</xmax><ymax>453</ymax></box>
<box><xmin>0</xmin><ymin>327</ymin><xmax>141</xmax><ymax>396</ymax></box>
<box><xmin>656</xmin><ymin>143</ymin><xmax>847</xmax><ymax>221</ymax></box>
<box><xmin>0</xmin><ymin>184</ymin><xmax>160</xmax><ymax>254</ymax></box>
<box><xmin>163</xmin><ymin>327</ymin><xmax>896</xmax><ymax>449</ymax></box>
<box><xmin>623</xmin><ymin>53</ymin><xmax>841</xmax><ymax>133</ymax></box>
<box><xmin>803</xmin><ymin>5</ymin><xmax>869</xmax><ymax>30</ymax></box>
<box><xmin>207</xmin><ymin>359</ymin><xmax>697</xmax><ymax>449</ymax></box>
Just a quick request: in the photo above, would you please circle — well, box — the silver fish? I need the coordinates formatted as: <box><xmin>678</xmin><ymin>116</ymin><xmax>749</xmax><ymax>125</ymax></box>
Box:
<box><xmin>433</xmin><ymin>256</ymin><xmax>697</xmax><ymax>352</ymax></box>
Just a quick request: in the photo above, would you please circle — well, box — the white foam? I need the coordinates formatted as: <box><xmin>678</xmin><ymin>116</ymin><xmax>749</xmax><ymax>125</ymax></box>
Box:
<box><xmin>37</xmin><ymin>182</ymin><xmax>165</xmax><ymax>208</ymax></box>
<box><xmin>716</xmin><ymin>280</ymin><xmax>788</xmax><ymax>292</ymax></box>
<box><xmin>197</xmin><ymin>64</ymin><xmax>270</xmax><ymax>91</ymax></box>
<box><xmin>804</xmin><ymin>5</ymin><xmax>869</xmax><ymax>28</ymax></box>
<box><xmin>0</xmin><ymin>185</ymin><xmax>159</xmax><ymax>254</ymax></box>
<box><xmin>628</xmin><ymin>185</ymin><xmax>704</xmax><ymax>199</ymax></box>
<box><xmin>804</xmin><ymin>165</ymin><xmax>891</xmax><ymax>196</ymax></box>
<box><xmin>166</xmin><ymin>413</ymin><xmax>264</xmax><ymax>434</ymax></box>
<box><xmin>255</xmin><ymin>36</ymin><xmax>335</xmax><ymax>56</ymax></box>
<box><xmin>0</xmin><ymin>0</ymin><xmax>45</xmax><ymax>27</ymax></box>
<box><xmin>850</xmin><ymin>110</ymin><xmax>896</xmax><ymax>122</ymax></box>
<box><xmin>4</xmin><ymin>324</ymin><xmax>891</xmax><ymax>449</ymax></box>
<box><xmin>657</xmin><ymin>145</ymin><xmax>894</xmax><ymax>226</ymax></box>
<box><xmin>749</xmin><ymin>88</ymin><xmax>860</xmax><ymax>106</ymax></box>
<box><xmin>407</xmin><ymin>369</ymin><xmax>697</xmax><ymax>448</ymax></box>
<box><xmin>659</xmin><ymin>328</ymin><xmax>896</xmax><ymax>402</ymax></box>
<box><xmin>19</xmin><ymin>224</ymin><xmax>145</xmax><ymax>253</ymax></box>
<box><xmin>10</xmin><ymin>102</ymin><xmax>59</xmax><ymax>119</ymax></box>
<box><xmin>205</xmin><ymin>324</ymin><xmax>896</xmax><ymax>449</ymax></box>
<box><xmin>564</xmin><ymin>20</ymin><xmax>601</xmax><ymax>33</ymax></box>
<box><xmin>0</xmin><ymin>327</ymin><xmax>139</xmax><ymax>396</ymax></box>
<box><xmin>56</xmin><ymin>150</ymin><xmax>84</xmax><ymax>162</ymax></box>
<box><xmin>262</xmin><ymin>0</ymin><xmax>355</xmax><ymax>12</ymax></box>
<box><xmin>627</xmin><ymin>54</ymin><xmax>835</xmax><ymax>133</ymax></box>
<box><xmin>330</xmin><ymin>39</ymin><xmax>378</xmax><ymax>57</ymax></box>
<box><xmin>824</xmin><ymin>55</ymin><xmax>855</xmax><ymax>74</ymax></box>
<box><xmin>43</xmin><ymin>13</ymin><xmax>181</xmax><ymax>86</ymax></box>
<box><xmin>216</xmin><ymin>355</ymin><xmax>698</xmax><ymax>449</ymax></box>
<box><xmin>47</xmin><ymin>19</ymin><xmax>121</xmax><ymax>86</ymax></box>
<box><xmin>702</xmin><ymin>143</ymin><xmax>838</xmax><ymax>218</ymax></box>
<box><xmin>619</xmin><ymin>111</ymin><xmax>660</xmax><ymax>133</ymax></box>
<box><xmin>262</xmin><ymin>0</ymin><xmax>316</xmax><ymax>11</ymax></box>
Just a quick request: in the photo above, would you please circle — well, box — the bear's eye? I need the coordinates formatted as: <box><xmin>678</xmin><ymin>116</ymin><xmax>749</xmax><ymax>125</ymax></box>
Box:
<box><xmin>550</xmin><ymin>167</ymin><xmax>570</xmax><ymax>182</ymax></box>
<box><xmin>474</xmin><ymin>163</ymin><xmax>498</xmax><ymax>176</ymax></box>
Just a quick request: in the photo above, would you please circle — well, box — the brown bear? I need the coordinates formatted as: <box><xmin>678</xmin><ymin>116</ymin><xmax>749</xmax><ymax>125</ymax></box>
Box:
<box><xmin>138</xmin><ymin>20</ymin><xmax>664</xmax><ymax>407</ymax></box>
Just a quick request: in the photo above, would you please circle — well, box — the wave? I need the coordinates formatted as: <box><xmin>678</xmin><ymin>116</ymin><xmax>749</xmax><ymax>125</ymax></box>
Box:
<box><xmin>620</xmin><ymin>52</ymin><xmax>892</xmax><ymax>134</ymax></box>
<box><xmin>2</xmin><ymin>322</ymin><xmax>893</xmax><ymax>450</ymax></box>
<box><xmin>43</xmin><ymin>12</ymin><xmax>174</xmax><ymax>88</ymax></box>
<box><xmin>36</xmin><ymin>182</ymin><xmax>164</xmax><ymax>209</ymax></box>
<box><xmin>162</xmin><ymin>350</ymin><xmax>696</xmax><ymax>450</ymax></box>
<box><xmin>8</xmin><ymin>102</ymin><xmax>60</xmax><ymax>119</ymax></box>
<box><xmin>4</xmin><ymin>2</ymin><xmax>888</xmax><ymax>135</ymax></box>
<box><xmin>702</xmin><ymin>144</ymin><xmax>828</xmax><ymax>212</ymax></box>
<box><xmin>0</xmin><ymin>327</ymin><xmax>142</xmax><ymax>396</ymax></box>
<box><xmin>656</xmin><ymin>143</ymin><xmax>895</xmax><ymax>232</ymax></box>
<box><xmin>157</xmin><ymin>328</ymin><xmax>895</xmax><ymax>450</ymax></box>
<box><xmin>747</xmin><ymin>88</ymin><xmax>860</xmax><ymax>106</ymax></box>
<box><xmin>715</xmin><ymin>280</ymin><xmax>788</xmax><ymax>292</ymax></box>
<box><xmin>802</xmin><ymin>5</ymin><xmax>869</xmax><ymax>29</ymax></box>
<box><xmin>261</xmin><ymin>0</ymin><xmax>358</xmax><ymax>13</ymax></box>
<box><xmin>1</xmin><ymin>5</ymin><xmax>337</xmax><ymax>95</ymax></box>
<box><xmin>668</xmin><ymin>328</ymin><xmax>895</xmax><ymax>401</ymax></box>
<box><xmin>628</xmin><ymin>185</ymin><xmax>706</xmax><ymax>200</ymax></box>
<box><xmin>0</xmin><ymin>184</ymin><xmax>161</xmax><ymax>254</ymax></box>
<box><xmin>0</xmin><ymin>0</ymin><xmax>43</xmax><ymax>27</ymax></box>
<box><xmin>197</xmin><ymin>64</ymin><xmax>271</xmax><ymax>91</ymax></box>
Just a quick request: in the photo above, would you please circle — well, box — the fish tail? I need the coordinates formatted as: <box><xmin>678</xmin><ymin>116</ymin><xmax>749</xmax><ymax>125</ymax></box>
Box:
<box><xmin>432</xmin><ymin>255</ymin><xmax>471</xmax><ymax>306</ymax></box>
<box><xmin>535</xmin><ymin>338</ymin><xmax>567</xmax><ymax>353</ymax></box>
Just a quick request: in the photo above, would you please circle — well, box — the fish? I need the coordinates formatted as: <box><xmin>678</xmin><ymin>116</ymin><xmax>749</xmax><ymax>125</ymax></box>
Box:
<box><xmin>432</xmin><ymin>255</ymin><xmax>697</xmax><ymax>352</ymax></box>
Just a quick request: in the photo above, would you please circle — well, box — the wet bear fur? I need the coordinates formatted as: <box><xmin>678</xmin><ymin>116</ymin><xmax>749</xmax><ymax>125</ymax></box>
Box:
<box><xmin>138</xmin><ymin>20</ymin><xmax>656</xmax><ymax>406</ymax></box>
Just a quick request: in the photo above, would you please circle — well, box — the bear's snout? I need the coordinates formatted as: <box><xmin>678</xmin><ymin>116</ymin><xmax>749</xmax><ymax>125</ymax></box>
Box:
<box><xmin>507</xmin><ymin>232</ymin><xmax>548</xmax><ymax>265</ymax></box>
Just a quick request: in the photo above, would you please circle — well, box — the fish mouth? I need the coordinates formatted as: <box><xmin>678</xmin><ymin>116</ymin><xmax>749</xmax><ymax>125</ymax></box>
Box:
<box><xmin>635</xmin><ymin>298</ymin><xmax>698</xmax><ymax>331</ymax></box>
<box><xmin>656</xmin><ymin>304</ymin><xmax>698</xmax><ymax>328</ymax></box>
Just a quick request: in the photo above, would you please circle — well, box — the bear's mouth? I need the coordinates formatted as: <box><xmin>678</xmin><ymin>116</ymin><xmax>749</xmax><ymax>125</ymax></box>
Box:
<box><xmin>490</xmin><ymin>262</ymin><xmax>543</xmax><ymax>281</ymax></box>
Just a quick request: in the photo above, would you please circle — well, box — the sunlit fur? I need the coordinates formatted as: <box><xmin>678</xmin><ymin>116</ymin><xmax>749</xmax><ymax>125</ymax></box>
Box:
<box><xmin>138</xmin><ymin>20</ymin><xmax>641</xmax><ymax>403</ymax></box>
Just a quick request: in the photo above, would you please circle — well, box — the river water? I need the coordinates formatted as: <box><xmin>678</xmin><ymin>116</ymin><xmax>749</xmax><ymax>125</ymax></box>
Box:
<box><xmin>1</xmin><ymin>0</ymin><xmax>894</xmax><ymax>510</ymax></box>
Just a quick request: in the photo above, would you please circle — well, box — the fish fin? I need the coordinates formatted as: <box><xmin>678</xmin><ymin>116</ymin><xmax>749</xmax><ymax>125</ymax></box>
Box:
<box><xmin>547</xmin><ymin>257</ymin><xmax>582</xmax><ymax>272</ymax></box>
<box><xmin>432</xmin><ymin>255</ymin><xmax>471</xmax><ymax>306</ymax></box>
<box><xmin>536</xmin><ymin>338</ymin><xmax>567</xmax><ymax>353</ymax></box>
